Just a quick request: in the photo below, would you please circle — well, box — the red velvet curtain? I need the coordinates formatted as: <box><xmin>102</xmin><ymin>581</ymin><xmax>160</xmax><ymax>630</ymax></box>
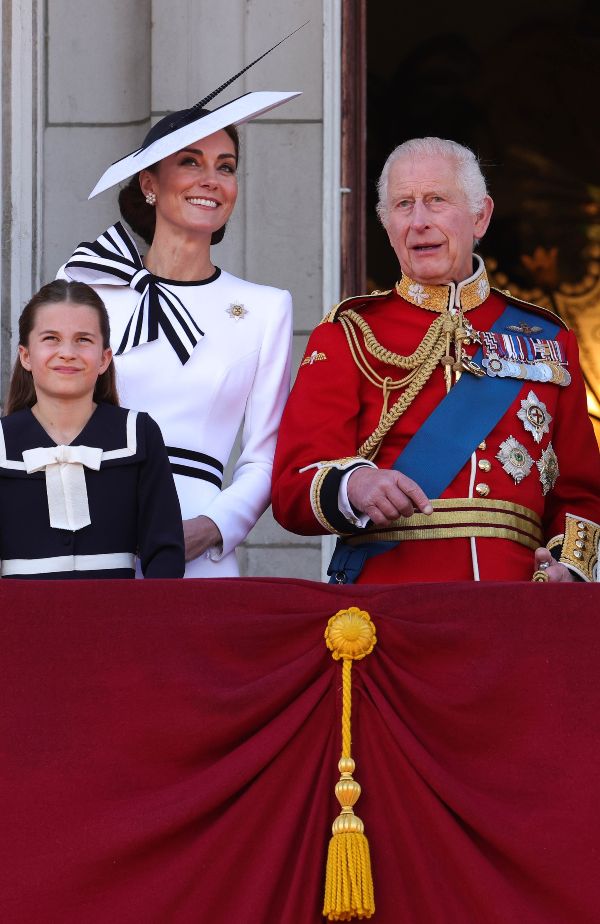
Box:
<box><xmin>1</xmin><ymin>579</ymin><xmax>599</xmax><ymax>923</ymax></box>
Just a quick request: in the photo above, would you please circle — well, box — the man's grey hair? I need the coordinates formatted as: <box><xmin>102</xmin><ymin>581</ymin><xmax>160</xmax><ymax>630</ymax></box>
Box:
<box><xmin>376</xmin><ymin>137</ymin><xmax>488</xmax><ymax>226</ymax></box>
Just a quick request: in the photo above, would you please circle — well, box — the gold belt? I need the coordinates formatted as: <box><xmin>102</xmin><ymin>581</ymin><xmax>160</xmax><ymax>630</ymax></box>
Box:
<box><xmin>344</xmin><ymin>498</ymin><xmax>543</xmax><ymax>551</ymax></box>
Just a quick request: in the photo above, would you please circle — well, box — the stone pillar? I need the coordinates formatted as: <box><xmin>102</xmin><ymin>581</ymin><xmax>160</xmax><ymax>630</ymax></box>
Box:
<box><xmin>43</xmin><ymin>0</ymin><xmax>151</xmax><ymax>279</ymax></box>
<box><xmin>0</xmin><ymin>0</ymin><xmax>44</xmax><ymax>403</ymax></box>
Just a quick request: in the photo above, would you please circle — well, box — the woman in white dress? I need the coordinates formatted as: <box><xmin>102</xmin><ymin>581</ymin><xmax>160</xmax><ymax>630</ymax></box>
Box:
<box><xmin>60</xmin><ymin>83</ymin><xmax>299</xmax><ymax>576</ymax></box>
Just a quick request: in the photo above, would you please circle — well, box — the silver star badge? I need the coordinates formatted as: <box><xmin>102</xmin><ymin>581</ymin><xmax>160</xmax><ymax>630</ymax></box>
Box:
<box><xmin>226</xmin><ymin>303</ymin><xmax>248</xmax><ymax>321</ymax></box>
<box><xmin>496</xmin><ymin>436</ymin><xmax>534</xmax><ymax>484</ymax></box>
<box><xmin>517</xmin><ymin>390</ymin><xmax>551</xmax><ymax>444</ymax></box>
<box><xmin>537</xmin><ymin>443</ymin><xmax>559</xmax><ymax>495</ymax></box>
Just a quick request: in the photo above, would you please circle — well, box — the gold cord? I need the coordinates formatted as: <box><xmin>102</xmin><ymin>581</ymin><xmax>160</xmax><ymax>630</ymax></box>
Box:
<box><xmin>337</xmin><ymin>307</ymin><xmax>468</xmax><ymax>460</ymax></box>
<box><xmin>342</xmin><ymin>309</ymin><xmax>445</xmax><ymax>368</ymax></box>
<box><xmin>358</xmin><ymin>341</ymin><xmax>445</xmax><ymax>459</ymax></box>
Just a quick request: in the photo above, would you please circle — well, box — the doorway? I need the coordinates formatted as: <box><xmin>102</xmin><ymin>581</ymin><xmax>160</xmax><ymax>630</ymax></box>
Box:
<box><xmin>343</xmin><ymin>0</ymin><xmax>600</xmax><ymax>436</ymax></box>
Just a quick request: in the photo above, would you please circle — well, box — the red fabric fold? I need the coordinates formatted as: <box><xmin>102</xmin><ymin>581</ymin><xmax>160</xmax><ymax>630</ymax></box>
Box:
<box><xmin>1</xmin><ymin>578</ymin><xmax>598</xmax><ymax>923</ymax></box>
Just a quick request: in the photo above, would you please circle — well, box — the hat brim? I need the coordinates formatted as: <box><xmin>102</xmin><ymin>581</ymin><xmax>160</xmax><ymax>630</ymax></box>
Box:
<box><xmin>88</xmin><ymin>90</ymin><xmax>301</xmax><ymax>199</ymax></box>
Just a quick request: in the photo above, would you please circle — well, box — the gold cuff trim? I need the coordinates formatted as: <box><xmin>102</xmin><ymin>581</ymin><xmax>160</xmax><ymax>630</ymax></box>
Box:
<box><xmin>300</xmin><ymin>456</ymin><xmax>369</xmax><ymax>474</ymax></box>
<box><xmin>546</xmin><ymin>533</ymin><xmax>564</xmax><ymax>554</ymax></box>
<box><xmin>309</xmin><ymin>458</ymin><xmax>374</xmax><ymax>533</ymax></box>
<box><xmin>559</xmin><ymin>513</ymin><xmax>600</xmax><ymax>582</ymax></box>
<box><xmin>310</xmin><ymin>465</ymin><xmax>338</xmax><ymax>533</ymax></box>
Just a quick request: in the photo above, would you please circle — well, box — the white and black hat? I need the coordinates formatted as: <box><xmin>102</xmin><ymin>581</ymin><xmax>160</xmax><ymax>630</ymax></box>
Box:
<box><xmin>89</xmin><ymin>29</ymin><xmax>303</xmax><ymax>199</ymax></box>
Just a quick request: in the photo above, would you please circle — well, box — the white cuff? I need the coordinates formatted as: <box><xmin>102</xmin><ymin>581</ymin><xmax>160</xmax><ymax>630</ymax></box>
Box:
<box><xmin>338</xmin><ymin>465</ymin><xmax>375</xmax><ymax>528</ymax></box>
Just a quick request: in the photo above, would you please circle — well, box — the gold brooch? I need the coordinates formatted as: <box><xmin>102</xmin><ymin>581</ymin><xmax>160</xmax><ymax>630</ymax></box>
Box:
<box><xmin>226</xmin><ymin>303</ymin><xmax>248</xmax><ymax>321</ymax></box>
<box><xmin>301</xmin><ymin>350</ymin><xmax>327</xmax><ymax>366</ymax></box>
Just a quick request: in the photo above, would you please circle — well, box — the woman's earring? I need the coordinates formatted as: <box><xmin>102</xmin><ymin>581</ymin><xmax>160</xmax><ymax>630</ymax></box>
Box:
<box><xmin>145</xmin><ymin>191</ymin><xmax>157</xmax><ymax>206</ymax></box>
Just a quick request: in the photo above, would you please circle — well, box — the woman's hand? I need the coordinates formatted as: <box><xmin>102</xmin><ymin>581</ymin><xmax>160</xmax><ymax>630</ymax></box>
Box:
<box><xmin>533</xmin><ymin>546</ymin><xmax>574</xmax><ymax>582</ymax></box>
<box><xmin>183</xmin><ymin>515</ymin><xmax>223</xmax><ymax>562</ymax></box>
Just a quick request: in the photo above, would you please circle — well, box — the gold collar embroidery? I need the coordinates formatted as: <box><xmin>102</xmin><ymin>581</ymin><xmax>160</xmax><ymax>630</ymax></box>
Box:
<box><xmin>395</xmin><ymin>255</ymin><xmax>490</xmax><ymax>313</ymax></box>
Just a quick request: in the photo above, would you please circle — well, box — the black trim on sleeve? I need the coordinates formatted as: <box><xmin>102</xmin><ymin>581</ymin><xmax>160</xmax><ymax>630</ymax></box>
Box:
<box><xmin>320</xmin><ymin>463</ymin><xmax>368</xmax><ymax>535</ymax></box>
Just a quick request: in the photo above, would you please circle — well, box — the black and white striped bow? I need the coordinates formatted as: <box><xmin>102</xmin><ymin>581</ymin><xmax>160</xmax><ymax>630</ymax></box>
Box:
<box><xmin>64</xmin><ymin>222</ymin><xmax>204</xmax><ymax>364</ymax></box>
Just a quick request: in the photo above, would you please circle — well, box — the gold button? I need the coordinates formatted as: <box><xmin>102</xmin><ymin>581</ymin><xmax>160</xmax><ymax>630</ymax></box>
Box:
<box><xmin>478</xmin><ymin>440</ymin><xmax>487</xmax><ymax>451</ymax></box>
<box><xmin>475</xmin><ymin>483</ymin><xmax>490</xmax><ymax>497</ymax></box>
<box><xmin>478</xmin><ymin>459</ymin><xmax>492</xmax><ymax>472</ymax></box>
<box><xmin>574</xmin><ymin>550</ymin><xmax>584</xmax><ymax>559</ymax></box>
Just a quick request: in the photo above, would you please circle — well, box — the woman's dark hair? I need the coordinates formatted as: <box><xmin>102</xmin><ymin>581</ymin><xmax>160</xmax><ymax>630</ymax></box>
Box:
<box><xmin>5</xmin><ymin>279</ymin><xmax>119</xmax><ymax>415</ymax></box>
<box><xmin>118</xmin><ymin>123</ymin><xmax>240</xmax><ymax>247</ymax></box>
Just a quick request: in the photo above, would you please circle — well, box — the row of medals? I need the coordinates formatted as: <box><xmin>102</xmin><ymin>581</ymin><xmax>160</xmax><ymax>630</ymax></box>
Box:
<box><xmin>458</xmin><ymin>322</ymin><xmax>571</xmax><ymax>387</ymax></box>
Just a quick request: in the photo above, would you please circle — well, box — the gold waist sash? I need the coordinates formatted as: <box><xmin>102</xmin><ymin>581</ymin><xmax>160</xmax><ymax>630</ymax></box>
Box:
<box><xmin>345</xmin><ymin>498</ymin><xmax>543</xmax><ymax>551</ymax></box>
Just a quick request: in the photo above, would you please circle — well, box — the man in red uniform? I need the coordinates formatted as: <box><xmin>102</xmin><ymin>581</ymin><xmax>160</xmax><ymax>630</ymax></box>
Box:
<box><xmin>272</xmin><ymin>138</ymin><xmax>600</xmax><ymax>583</ymax></box>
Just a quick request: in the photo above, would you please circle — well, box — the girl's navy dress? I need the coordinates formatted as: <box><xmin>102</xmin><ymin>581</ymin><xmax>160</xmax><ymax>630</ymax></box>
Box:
<box><xmin>0</xmin><ymin>403</ymin><xmax>185</xmax><ymax>578</ymax></box>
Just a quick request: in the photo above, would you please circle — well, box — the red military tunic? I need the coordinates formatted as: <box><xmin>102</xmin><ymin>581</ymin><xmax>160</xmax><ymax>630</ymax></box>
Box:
<box><xmin>272</xmin><ymin>261</ymin><xmax>600</xmax><ymax>582</ymax></box>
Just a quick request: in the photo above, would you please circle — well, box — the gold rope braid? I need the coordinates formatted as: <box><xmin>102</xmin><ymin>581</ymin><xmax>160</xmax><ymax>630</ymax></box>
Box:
<box><xmin>357</xmin><ymin>341</ymin><xmax>445</xmax><ymax>460</ymax></box>
<box><xmin>341</xmin><ymin>308</ymin><xmax>445</xmax><ymax>368</ymax></box>
<box><xmin>337</xmin><ymin>308</ymin><xmax>456</xmax><ymax>461</ymax></box>
<box><xmin>339</xmin><ymin>315</ymin><xmax>419</xmax><ymax>423</ymax></box>
<box><xmin>339</xmin><ymin>315</ymin><xmax>422</xmax><ymax>392</ymax></box>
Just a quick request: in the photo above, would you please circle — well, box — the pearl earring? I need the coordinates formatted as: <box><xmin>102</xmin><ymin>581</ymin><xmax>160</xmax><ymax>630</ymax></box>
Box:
<box><xmin>145</xmin><ymin>192</ymin><xmax>157</xmax><ymax>206</ymax></box>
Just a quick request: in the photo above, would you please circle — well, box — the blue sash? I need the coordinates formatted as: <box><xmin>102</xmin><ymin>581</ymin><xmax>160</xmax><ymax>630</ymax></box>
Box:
<box><xmin>328</xmin><ymin>304</ymin><xmax>560</xmax><ymax>583</ymax></box>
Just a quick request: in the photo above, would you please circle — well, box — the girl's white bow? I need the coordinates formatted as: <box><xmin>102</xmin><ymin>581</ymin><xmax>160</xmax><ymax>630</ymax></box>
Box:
<box><xmin>22</xmin><ymin>445</ymin><xmax>103</xmax><ymax>531</ymax></box>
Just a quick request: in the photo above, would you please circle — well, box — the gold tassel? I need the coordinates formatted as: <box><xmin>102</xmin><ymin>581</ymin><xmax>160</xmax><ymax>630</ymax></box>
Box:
<box><xmin>323</xmin><ymin>607</ymin><xmax>377</xmax><ymax>921</ymax></box>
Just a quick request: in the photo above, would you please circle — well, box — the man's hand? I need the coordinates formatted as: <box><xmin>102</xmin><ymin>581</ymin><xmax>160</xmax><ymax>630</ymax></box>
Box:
<box><xmin>533</xmin><ymin>546</ymin><xmax>574</xmax><ymax>583</ymax></box>
<box><xmin>183</xmin><ymin>515</ymin><xmax>223</xmax><ymax>562</ymax></box>
<box><xmin>347</xmin><ymin>467</ymin><xmax>433</xmax><ymax>526</ymax></box>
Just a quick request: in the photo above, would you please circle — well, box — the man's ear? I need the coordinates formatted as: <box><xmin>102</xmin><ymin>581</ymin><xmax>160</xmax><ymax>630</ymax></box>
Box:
<box><xmin>474</xmin><ymin>195</ymin><xmax>494</xmax><ymax>240</ymax></box>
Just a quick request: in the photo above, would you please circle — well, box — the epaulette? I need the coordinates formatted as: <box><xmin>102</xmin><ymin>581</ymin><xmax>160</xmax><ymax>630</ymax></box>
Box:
<box><xmin>490</xmin><ymin>287</ymin><xmax>569</xmax><ymax>331</ymax></box>
<box><xmin>319</xmin><ymin>289</ymin><xmax>393</xmax><ymax>325</ymax></box>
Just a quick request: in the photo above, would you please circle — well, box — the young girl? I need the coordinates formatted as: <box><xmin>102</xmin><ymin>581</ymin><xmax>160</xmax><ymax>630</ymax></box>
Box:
<box><xmin>0</xmin><ymin>280</ymin><xmax>185</xmax><ymax>579</ymax></box>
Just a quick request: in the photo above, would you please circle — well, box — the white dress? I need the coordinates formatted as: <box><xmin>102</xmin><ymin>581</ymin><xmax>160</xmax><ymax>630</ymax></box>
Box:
<box><xmin>60</xmin><ymin>240</ymin><xmax>292</xmax><ymax>577</ymax></box>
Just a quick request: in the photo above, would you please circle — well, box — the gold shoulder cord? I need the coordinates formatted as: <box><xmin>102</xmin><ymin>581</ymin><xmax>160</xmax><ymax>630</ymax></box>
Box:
<box><xmin>338</xmin><ymin>309</ymin><xmax>448</xmax><ymax>460</ymax></box>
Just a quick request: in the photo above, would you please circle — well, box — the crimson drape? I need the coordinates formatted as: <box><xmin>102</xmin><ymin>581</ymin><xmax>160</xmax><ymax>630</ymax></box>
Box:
<box><xmin>0</xmin><ymin>579</ymin><xmax>598</xmax><ymax>923</ymax></box>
